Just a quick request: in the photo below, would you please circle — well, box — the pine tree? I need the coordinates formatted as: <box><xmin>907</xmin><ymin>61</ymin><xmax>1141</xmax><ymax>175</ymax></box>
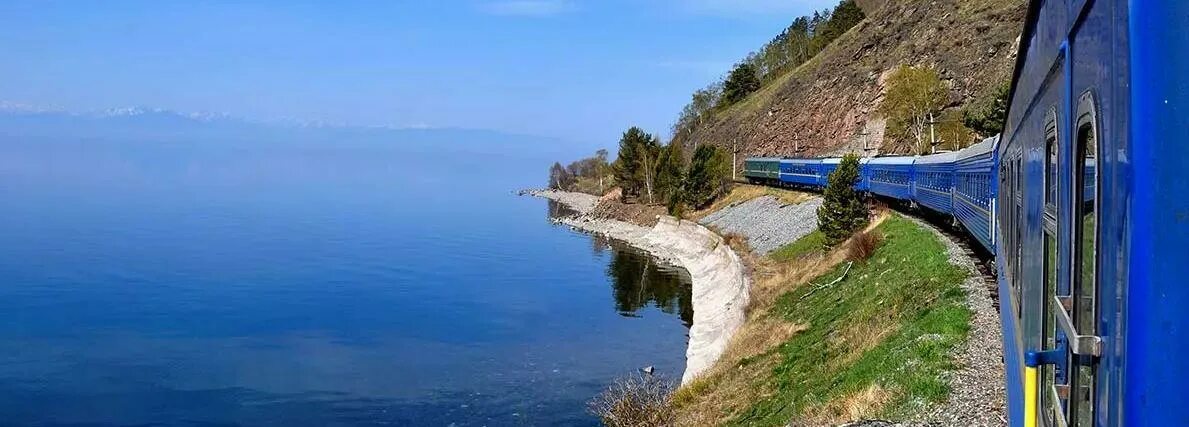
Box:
<box><xmin>612</xmin><ymin>127</ymin><xmax>661</xmax><ymax>202</ymax></box>
<box><xmin>685</xmin><ymin>145</ymin><xmax>731</xmax><ymax>209</ymax></box>
<box><xmin>654</xmin><ymin>141</ymin><xmax>686</xmax><ymax>204</ymax></box>
<box><xmin>719</xmin><ymin>62</ymin><xmax>761</xmax><ymax>107</ymax></box>
<box><xmin>817</xmin><ymin>153</ymin><xmax>869</xmax><ymax>246</ymax></box>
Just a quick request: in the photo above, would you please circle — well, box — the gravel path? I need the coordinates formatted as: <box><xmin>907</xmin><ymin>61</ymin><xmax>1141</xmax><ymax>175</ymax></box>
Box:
<box><xmin>699</xmin><ymin>195</ymin><xmax>823</xmax><ymax>255</ymax></box>
<box><xmin>907</xmin><ymin>217</ymin><xmax>1008</xmax><ymax>427</ymax></box>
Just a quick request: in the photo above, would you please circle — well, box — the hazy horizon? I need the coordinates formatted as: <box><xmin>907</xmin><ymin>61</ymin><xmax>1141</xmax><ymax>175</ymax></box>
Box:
<box><xmin>0</xmin><ymin>0</ymin><xmax>839</xmax><ymax>148</ymax></box>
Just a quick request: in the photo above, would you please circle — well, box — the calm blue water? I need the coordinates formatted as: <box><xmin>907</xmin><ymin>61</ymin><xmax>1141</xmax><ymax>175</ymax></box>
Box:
<box><xmin>0</xmin><ymin>138</ymin><xmax>692</xmax><ymax>426</ymax></box>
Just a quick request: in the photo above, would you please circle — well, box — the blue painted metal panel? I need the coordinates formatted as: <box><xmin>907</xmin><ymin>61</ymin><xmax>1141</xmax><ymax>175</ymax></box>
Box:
<box><xmin>913</xmin><ymin>153</ymin><xmax>958</xmax><ymax>215</ymax></box>
<box><xmin>1126</xmin><ymin>1</ymin><xmax>1189</xmax><ymax>425</ymax></box>
<box><xmin>778</xmin><ymin>158</ymin><xmax>821</xmax><ymax>187</ymax></box>
<box><xmin>819</xmin><ymin>157</ymin><xmax>842</xmax><ymax>187</ymax></box>
<box><xmin>956</xmin><ymin>138</ymin><xmax>997</xmax><ymax>253</ymax></box>
<box><xmin>867</xmin><ymin>156</ymin><xmax>916</xmax><ymax>200</ymax></box>
<box><xmin>857</xmin><ymin>157</ymin><xmax>872</xmax><ymax>191</ymax></box>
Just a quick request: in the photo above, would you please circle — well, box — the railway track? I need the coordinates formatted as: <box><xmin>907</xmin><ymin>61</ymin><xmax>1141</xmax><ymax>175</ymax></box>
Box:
<box><xmin>893</xmin><ymin>201</ymin><xmax>1001</xmax><ymax>311</ymax></box>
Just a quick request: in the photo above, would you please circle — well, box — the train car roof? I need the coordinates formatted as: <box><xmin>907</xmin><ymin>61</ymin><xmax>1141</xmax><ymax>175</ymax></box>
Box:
<box><xmin>955</xmin><ymin>135</ymin><xmax>999</xmax><ymax>161</ymax></box>
<box><xmin>744</xmin><ymin>157</ymin><xmax>782</xmax><ymax>162</ymax></box>
<box><xmin>778</xmin><ymin>157</ymin><xmax>821</xmax><ymax>164</ymax></box>
<box><xmin>823</xmin><ymin>156</ymin><xmax>871</xmax><ymax>165</ymax></box>
<box><xmin>915</xmin><ymin>151</ymin><xmax>958</xmax><ymax>165</ymax></box>
<box><xmin>866</xmin><ymin>156</ymin><xmax>917</xmax><ymax>165</ymax></box>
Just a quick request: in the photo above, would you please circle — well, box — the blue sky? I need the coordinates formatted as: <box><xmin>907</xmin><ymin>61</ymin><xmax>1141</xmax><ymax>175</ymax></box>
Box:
<box><xmin>0</xmin><ymin>0</ymin><xmax>839</xmax><ymax>147</ymax></box>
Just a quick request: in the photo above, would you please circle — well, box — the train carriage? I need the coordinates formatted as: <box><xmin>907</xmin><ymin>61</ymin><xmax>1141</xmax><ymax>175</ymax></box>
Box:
<box><xmin>995</xmin><ymin>1</ymin><xmax>1189</xmax><ymax>426</ymax></box>
<box><xmin>954</xmin><ymin>136</ymin><xmax>998</xmax><ymax>253</ymax></box>
<box><xmin>778</xmin><ymin>158</ymin><xmax>821</xmax><ymax>187</ymax></box>
<box><xmin>819</xmin><ymin>157</ymin><xmax>841</xmax><ymax>188</ymax></box>
<box><xmin>742</xmin><ymin>157</ymin><xmax>780</xmax><ymax>184</ymax></box>
<box><xmin>866</xmin><ymin>156</ymin><xmax>916</xmax><ymax>200</ymax></box>
<box><xmin>911</xmin><ymin>152</ymin><xmax>958</xmax><ymax>216</ymax></box>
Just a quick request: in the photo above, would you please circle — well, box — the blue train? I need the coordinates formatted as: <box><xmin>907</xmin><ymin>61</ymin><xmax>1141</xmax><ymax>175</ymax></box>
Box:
<box><xmin>741</xmin><ymin>138</ymin><xmax>1003</xmax><ymax>258</ymax></box>
<box><xmin>742</xmin><ymin>2</ymin><xmax>1189</xmax><ymax>425</ymax></box>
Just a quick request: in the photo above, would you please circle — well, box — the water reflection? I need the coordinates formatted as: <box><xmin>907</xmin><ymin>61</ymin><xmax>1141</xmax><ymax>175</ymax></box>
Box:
<box><xmin>547</xmin><ymin>199</ymin><xmax>579</xmax><ymax>221</ymax></box>
<box><xmin>545</xmin><ymin>199</ymin><xmax>694</xmax><ymax>328</ymax></box>
<box><xmin>605</xmin><ymin>244</ymin><xmax>694</xmax><ymax>328</ymax></box>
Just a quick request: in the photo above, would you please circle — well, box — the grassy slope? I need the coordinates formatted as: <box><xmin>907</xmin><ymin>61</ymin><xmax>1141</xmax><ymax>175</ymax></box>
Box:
<box><xmin>769</xmin><ymin>230</ymin><xmax>826</xmax><ymax>263</ymax></box>
<box><xmin>675</xmin><ymin>215</ymin><xmax>971</xmax><ymax>426</ymax></box>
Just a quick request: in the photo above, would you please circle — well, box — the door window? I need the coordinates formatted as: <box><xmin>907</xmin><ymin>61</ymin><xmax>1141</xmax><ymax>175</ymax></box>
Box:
<box><xmin>1069</xmin><ymin>92</ymin><xmax>1100</xmax><ymax>425</ymax></box>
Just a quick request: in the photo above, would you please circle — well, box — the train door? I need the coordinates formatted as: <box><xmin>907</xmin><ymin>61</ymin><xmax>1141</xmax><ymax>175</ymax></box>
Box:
<box><xmin>1067</xmin><ymin>92</ymin><xmax>1099</xmax><ymax>426</ymax></box>
<box><xmin>1034</xmin><ymin>93</ymin><xmax>1102</xmax><ymax>427</ymax></box>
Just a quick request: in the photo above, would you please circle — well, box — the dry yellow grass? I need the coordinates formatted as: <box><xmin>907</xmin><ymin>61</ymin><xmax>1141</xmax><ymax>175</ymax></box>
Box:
<box><xmin>690</xmin><ymin>184</ymin><xmax>814</xmax><ymax>221</ymax></box>
<box><xmin>800</xmin><ymin>384</ymin><xmax>895</xmax><ymax>426</ymax></box>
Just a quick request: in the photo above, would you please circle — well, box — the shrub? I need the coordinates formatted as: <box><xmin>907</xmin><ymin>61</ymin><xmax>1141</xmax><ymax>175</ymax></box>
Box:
<box><xmin>722</xmin><ymin>232</ymin><xmax>749</xmax><ymax>249</ymax></box>
<box><xmin>588</xmin><ymin>374</ymin><xmax>676</xmax><ymax>427</ymax></box>
<box><xmin>963</xmin><ymin>80</ymin><xmax>1010</xmax><ymax>137</ymax></box>
<box><xmin>667</xmin><ymin>190</ymin><xmax>686</xmax><ymax>218</ymax></box>
<box><xmin>847</xmin><ymin>230</ymin><xmax>883</xmax><ymax>262</ymax></box>
<box><xmin>817</xmin><ymin>153</ymin><xmax>869</xmax><ymax>246</ymax></box>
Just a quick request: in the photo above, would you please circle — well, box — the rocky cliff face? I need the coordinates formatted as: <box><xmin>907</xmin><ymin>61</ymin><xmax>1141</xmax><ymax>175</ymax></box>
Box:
<box><xmin>676</xmin><ymin>0</ymin><xmax>1025</xmax><ymax>159</ymax></box>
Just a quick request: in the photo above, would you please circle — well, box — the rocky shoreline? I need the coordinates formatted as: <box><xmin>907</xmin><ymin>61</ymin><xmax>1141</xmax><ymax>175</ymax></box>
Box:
<box><xmin>528</xmin><ymin>189</ymin><xmax>749</xmax><ymax>384</ymax></box>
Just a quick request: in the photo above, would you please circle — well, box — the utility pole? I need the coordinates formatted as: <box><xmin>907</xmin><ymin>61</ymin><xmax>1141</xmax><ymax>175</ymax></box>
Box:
<box><xmin>731</xmin><ymin>139</ymin><xmax>738</xmax><ymax>180</ymax></box>
<box><xmin>927</xmin><ymin>112</ymin><xmax>938</xmax><ymax>154</ymax></box>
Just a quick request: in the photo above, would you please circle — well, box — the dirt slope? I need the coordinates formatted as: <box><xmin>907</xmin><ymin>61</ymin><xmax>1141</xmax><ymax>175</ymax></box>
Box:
<box><xmin>676</xmin><ymin>0</ymin><xmax>1025</xmax><ymax>158</ymax></box>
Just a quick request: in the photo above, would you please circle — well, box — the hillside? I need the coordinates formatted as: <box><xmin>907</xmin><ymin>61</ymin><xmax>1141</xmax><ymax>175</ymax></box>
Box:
<box><xmin>676</xmin><ymin>0</ymin><xmax>1025</xmax><ymax>158</ymax></box>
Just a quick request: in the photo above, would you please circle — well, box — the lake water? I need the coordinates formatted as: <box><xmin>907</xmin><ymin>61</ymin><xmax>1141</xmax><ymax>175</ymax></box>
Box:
<box><xmin>0</xmin><ymin>138</ymin><xmax>692</xmax><ymax>426</ymax></box>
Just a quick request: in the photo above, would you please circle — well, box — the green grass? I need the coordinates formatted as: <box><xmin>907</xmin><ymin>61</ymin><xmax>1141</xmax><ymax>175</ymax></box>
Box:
<box><xmin>769</xmin><ymin>230</ymin><xmax>827</xmax><ymax>262</ymax></box>
<box><xmin>730</xmin><ymin>215</ymin><xmax>971</xmax><ymax>425</ymax></box>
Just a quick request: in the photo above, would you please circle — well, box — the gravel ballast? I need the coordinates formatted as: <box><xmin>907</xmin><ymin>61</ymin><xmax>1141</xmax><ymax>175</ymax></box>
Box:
<box><xmin>699</xmin><ymin>195</ymin><xmax>823</xmax><ymax>255</ymax></box>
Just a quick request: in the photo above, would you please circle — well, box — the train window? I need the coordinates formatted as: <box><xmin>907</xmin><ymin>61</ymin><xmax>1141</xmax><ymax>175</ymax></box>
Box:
<box><xmin>1042</xmin><ymin>231</ymin><xmax>1059</xmax><ymax>426</ymax></box>
<box><xmin>1014</xmin><ymin>156</ymin><xmax>1022</xmax><ymax>283</ymax></box>
<box><xmin>1045</xmin><ymin>109</ymin><xmax>1059</xmax><ymax>222</ymax></box>
<box><xmin>1070</xmin><ymin>91</ymin><xmax>1100</xmax><ymax>425</ymax></box>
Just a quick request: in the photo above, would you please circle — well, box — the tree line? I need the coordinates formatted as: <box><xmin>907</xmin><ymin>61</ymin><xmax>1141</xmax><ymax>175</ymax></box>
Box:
<box><xmin>549</xmin><ymin>127</ymin><xmax>732</xmax><ymax>216</ymax></box>
<box><xmin>672</xmin><ymin>0</ymin><xmax>865</xmax><ymax>140</ymax></box>
<box><xmin>548</xmin><ymin>149</ymin><xmax>613</xmax><ymax>195</ymax></box>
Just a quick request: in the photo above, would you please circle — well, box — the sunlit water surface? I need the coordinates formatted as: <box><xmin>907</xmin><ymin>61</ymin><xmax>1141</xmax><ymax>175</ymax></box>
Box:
<box><xmin>0</xmin><ymin>139</ymin><xmax>691</xmax><ymax>426</ymax></box>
